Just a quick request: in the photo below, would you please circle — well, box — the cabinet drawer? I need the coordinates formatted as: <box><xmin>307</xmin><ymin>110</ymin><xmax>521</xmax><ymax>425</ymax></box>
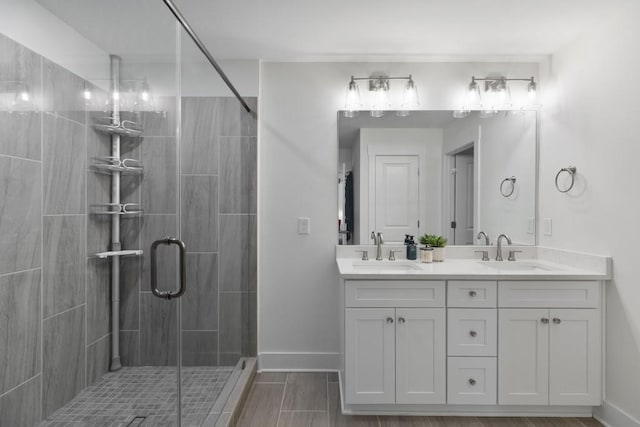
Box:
<box><xmin>345</xmin><ymin>280</ymin><xmax>445</xmax><ymax>307</ymax></box>
<box><xmin>448</xmin><ymin>281</ymin><xmax>497</xmax><ymax>307</ymax></box>
<box><xmin>448</xmin><ymin>309</ymin><xmax>497</xmax><ymax>357</ymax></box>
<box><xmin>447</xmin><ymin>357</ymin><xmax>497</xmax><ymax>405</ymax></box>
<box><xmin>499</xmin><ymin>281</ymin><xmax>600</xmax><ymax>308</ymax></box>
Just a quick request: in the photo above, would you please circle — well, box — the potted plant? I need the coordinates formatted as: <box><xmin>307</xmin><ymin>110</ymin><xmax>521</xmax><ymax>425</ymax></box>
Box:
<box><xmin>419</xmin><ymin>234</ymin><xmax>448</xmax><ymax>262</ymax></box>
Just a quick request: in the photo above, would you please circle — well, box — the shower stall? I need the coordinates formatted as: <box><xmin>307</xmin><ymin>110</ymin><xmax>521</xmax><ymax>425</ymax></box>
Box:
<box><xmin>0</xmin><ymin>0</ymin><xmax>257</xmax><ymax>426</ymax></box>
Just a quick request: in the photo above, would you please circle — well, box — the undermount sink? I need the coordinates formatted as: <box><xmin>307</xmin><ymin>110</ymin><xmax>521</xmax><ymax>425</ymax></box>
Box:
<box><xmin>352</xmin><ymin>261</ymin><xmax>422</xmax><ymax>272</ymax></box>
<box><xmin>480</xmin><ymin>261</ymin><xmax>560</xmax><ymax>272</ymax></box>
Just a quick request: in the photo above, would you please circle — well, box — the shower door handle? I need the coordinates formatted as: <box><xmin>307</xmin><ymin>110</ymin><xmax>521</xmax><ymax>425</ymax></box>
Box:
<box><xmin>150</xmin><ymin>236</ymin><xmax>187</xmax><ymax>300</ymax></box>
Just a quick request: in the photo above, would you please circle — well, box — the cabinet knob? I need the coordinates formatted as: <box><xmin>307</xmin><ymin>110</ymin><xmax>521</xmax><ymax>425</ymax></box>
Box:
<box><xmin>469</xmin><ymin>290</ymin><xmax>477</xmax><ymax>297</ymax></box>
<box><xmin>398</xmin><ymin>317</ymin><xmax>406</xmax><ymax>324</ymax></box>
<box><xmin>469</xmin><ymin>330</ymin><xmax>477</xmax><ymax>337</ymax></box>
<box><xmin>468</xmin><ymin>378</ymin><xmax>477</xmax><ymax>386</ymax></box>
<box><xmin>553</xmin><ymin>318</ymin><xmax>561</xmax><ymax>324</ymax></box>
<box><xmin>541</xmin><ymin>318</ymin><xmax>549</xmax><ymax>324</ymax></box>
<box><xmin>386</xmin><ymin>317</ymin><xmax>394</xmax><ymax>324</ymax></box>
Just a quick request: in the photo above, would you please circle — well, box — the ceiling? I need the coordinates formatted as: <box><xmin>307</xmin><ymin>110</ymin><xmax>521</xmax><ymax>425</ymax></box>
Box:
<box><xmin>36</xmin><ymin>0</ymin><xmax>633</xmax><ymax>61</ymax></box>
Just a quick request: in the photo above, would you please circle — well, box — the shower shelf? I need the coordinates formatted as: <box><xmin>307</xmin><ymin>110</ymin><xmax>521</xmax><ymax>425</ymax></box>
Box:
<box><xmin>93</xmin><ymin>123</ymin><xmax>143</xmax><ymax>137</ymax></box>
<box><xmin>92</xmin><ymin>160</ymin><xmax>144</xmax><ymax>175</ymax></box>
<box><xmin>94</xmin><ymin>249</ymin><xmax>143</xmax><ymax>259</ymax></box>
<box><xmin>92</xmin><ymin>203</ymin><xmax>144</xmax><ymax>216</ymax></box>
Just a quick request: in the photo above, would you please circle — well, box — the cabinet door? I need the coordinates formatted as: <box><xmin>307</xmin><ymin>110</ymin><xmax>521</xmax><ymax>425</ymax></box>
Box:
<box><xmin>498</xmin><ymin>309</ymin><xmax>549</xmax><ymax>405</ymax></box>
<box><xmin>549</xmin><ymin>309</ymin><xmax>601</xmax><ymax>405</ymax></box>
<box><xmin>345</xmin><ymin>308</ymin><xmax>395</xmax><ymax>404</ymax></box>
<box><xmin>396</xmin><ymin>308</ymin><xmax>446</xmax><ymax>404</ymax></box>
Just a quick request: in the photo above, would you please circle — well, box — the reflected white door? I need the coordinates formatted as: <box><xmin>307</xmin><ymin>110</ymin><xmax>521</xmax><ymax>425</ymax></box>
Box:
<box><xmin>454</xmin><ymin>152</ymin><xmax>474</xmax><ymax>245</ymax></box>
<box><xmin>373</xmin><ymin>155</ymin><xmax>419</xmax><ymax>242</ymax></box>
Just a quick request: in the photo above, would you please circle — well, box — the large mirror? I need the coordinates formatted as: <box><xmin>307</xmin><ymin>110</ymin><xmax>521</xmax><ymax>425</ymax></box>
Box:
<box><xmin>337</xmin><ymin>110</ymin><xmax>537</xmax><ymax>246</ymax></box>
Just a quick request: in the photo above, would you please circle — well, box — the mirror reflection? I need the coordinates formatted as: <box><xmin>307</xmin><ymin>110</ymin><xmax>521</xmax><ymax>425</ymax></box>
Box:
<box><xmin>337</xmin><ymin>110</ymin><xmax>537</xmax><ymax>246</ymax></box>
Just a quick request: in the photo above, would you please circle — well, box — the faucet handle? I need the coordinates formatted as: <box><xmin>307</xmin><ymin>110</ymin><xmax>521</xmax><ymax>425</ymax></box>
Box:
<box><xmin>355</xmin><ymin>250</ymin><xmax>369</xmax><ymax>261</ymax></box>
<box><xmin>474</xmin><ymin>250</ymin><xmax>490</xmax><ymax>262</ymax></box>
<box><xmin>508</xmin><ymin>250</ymin><xmax>523</xmax><ymax>261</ymax></box>
<box><xmin>388</xmin><ymin>249</ymin><xmax>403</xmax><ymax>261</ymax></box>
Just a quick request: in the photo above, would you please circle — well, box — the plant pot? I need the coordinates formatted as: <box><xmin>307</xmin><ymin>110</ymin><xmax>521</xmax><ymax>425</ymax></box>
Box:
<box><xmin>433</xmin><ymin>247</ymin><xmax>446</xmax><ymax>262</ymax></box>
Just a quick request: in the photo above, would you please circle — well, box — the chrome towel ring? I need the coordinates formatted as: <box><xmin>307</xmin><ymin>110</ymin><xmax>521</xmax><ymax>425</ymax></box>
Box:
<box><xmin>500</xmin><ymin>176</ymin><xmax>517</xmax><ymax>197</ymax></box>
<box><xmin>555</xmin><ymin>166</ymin><xmax>577</xmax><ymax>193</ymax></box>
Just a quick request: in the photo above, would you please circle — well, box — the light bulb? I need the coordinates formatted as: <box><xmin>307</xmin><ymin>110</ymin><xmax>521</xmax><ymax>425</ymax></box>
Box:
<box><xmin>370</xmin><ymin>79</ymin><xmax>389</xmax><ymax>118</ymax></box>
<box><xmin>112</xmin><ymin>91</ymin><xmax>120</xmax><ymax>101</ymax></box>
<box><xmin>141</xmin><ymin>91</ymin><xmax>149</xmax><ymax>102</ymax></box>
<box><xmin>19</xmin><ymin>91</ymin><xmax>29</xmax><ymax>102</ymax></box>
<box><xmin>83</xmin><ymin>89</ymin><xmax>92</xmax><ymax>100</ymax></box>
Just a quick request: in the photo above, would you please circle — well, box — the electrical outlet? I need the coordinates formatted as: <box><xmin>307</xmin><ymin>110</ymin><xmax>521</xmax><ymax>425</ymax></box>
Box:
<box><xmin>297</xmin><ymin>217</ymin><xmax>311</xmax><ymax>235</ymax></box>
<box><xmin>543</xmin><ymin>218</ymin><xmax>552</xmax><ymax>236</ymax></box>
<box><xmin>527</xmin><ymin>218</ymin><xmax>535</xmax><ymax>235</ymax></box>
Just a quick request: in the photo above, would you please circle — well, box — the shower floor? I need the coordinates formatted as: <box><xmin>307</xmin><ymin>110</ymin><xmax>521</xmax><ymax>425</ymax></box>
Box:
<box><xmin>40</xmin><ymin>366</ymin><xmax>234</xmax><ymax>427</ymax></box>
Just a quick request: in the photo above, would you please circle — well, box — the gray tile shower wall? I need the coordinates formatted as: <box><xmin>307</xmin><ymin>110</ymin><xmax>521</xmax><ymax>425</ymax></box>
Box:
<box><xmin>0</xmin><ymin>33</ymin><xmax>112</xmax><ymax>425</ymax></box>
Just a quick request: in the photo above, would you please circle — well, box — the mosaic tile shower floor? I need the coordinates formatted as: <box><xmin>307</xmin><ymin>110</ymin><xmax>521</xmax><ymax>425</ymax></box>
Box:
<box><xmin>41</xmin><ymin>366</ymin><xmax>234</xmax><ymax>427</ymax></box>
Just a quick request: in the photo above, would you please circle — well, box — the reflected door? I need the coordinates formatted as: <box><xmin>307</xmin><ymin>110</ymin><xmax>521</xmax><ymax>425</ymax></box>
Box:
<box><xmin>454</xmin><ymin>151</ymin><xmax>474</xmax><ymax>244</ymax></box>
<box><xmin>373</xmin><ymin>155</ymin><xmax>420</xmax><ymax>242</ymax></box>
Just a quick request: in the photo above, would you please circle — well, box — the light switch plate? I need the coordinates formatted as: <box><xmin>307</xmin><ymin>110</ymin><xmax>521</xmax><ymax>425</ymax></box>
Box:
<box><xmin>297</xmin><ymin>217</ymin><xmax>311</xmax><ymax>235</ymax></box>
<box><xmin>543</xmin><ymin>218</ymin><xmax>552</xmax><ymax>236</ymax></box>
<box><xmin>527</xmin><ymin>218</ymin><xmax>535</xmax><ymax>235</ymax></box>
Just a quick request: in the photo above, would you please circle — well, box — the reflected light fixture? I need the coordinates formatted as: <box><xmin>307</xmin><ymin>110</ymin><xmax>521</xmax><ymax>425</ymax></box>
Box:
<box><xmin>455</xmin><ymin>76</ymin><xmax>539</xmax><ymax>118</ymax></box>
<box><xmin>343</xmin><ymin>74</ymin><xmax>418</xmax><ymax>118</ymax></box>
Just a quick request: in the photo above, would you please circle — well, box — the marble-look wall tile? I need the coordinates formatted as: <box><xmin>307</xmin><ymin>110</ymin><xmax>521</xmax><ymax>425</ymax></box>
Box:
<box><xmin>86</xmin><ymin>335</ymin><xmax>110</xmax><ymax>386</ymax></box>
<box><xmin>43</xmin><ymin>215</ymin><xmax>86</xmax><ymax>318</ymax></box>
<box><xmin>0</xmin><ymin>270</ymin><xmax>40</xmax><ymax>395</ymax></box>
<box><xmin>0</xmin><ymin>156</ymin><xmax>41</xmax><ymax>275</ymax></box>
<box><xmin>140</xmin><ymin>293</ymin><xmax>177</xmax><ymax>366</ymax></box>
<box><xmin>0</xmin><ymin>34</ymin><xmax>42</xmax><ymax>160</ymax></box>
<box><xmin>42</xmin><ymin>58</ymin><xmax>86</xmax><ymax>124</ymax></box>
<box><xmin>220</xmin><ymin>137</ymin><xmax>257</xmax><ymax>213</ymax></box>
<box><xmin>182</xmin><ymin>253</ymin><xmax>218</xmax><ymax>330</ymax></box>
<box><xmin>43</xmin><ymin>114</ymin><xmax>86</xmax><ymax>214</ymax></box>
<box><xmin>220</xmin><ymin>97</ymin><xmax>257</xmax><ymax>137</ymax></box>
<box><xmin>0</xmin><ymin>375</ymin><xmax>41</xmax><ymax>427</ymax></box>
<box><xmin>181</xmin><ymin>97</ymin><xmax>220</xmax><ymax>174</ymax></box>
<box><xmin>182</xmin><ymin>331</ymin><xmax>218</xmax><ymax>366</ymax></box>
<box><xmin>86</xmin><ymin>171</ymin><xmax>110</xmax><ymax>256</ymax></box>
<box><xmin>119</xmin><ymin>256</ymin><xmax>141</xmax><ymax>330</ymax></box>
<box><xmin>42</xmin><ymin>306</ymin><xmax>85</xmax><ymax>418</ymax></box>
<box><xmin>219</xmin><ymin>292</ymin><xmax>249</xmax><ymax>356</ymax></box>
<box><xmin>140</xmin><ymin>137</ymin><xmax>177</xmax><ymax>214</ymax></box>
<box><xmin>141</xmin><ymin>214</ymin><xmax>177</xmax><ymax>292</ymax></box>
<box><xmin>86</xmin><ymin>259</ymin><xmax>110</xmax><ymax>343</ymax></box>
<box><xmin>119</xmin><ymin>330</ymin><xmax>140</xmax><ymax>367</ymax></box>
<box><xmin>219</xmin><ymin>215</ymin><xmax>257</xmax><ymax>292</ymax></box>
<box><xmin>181</xmin><ymin>175</ymin><xmax>218</xmax><ymax>252</ymax></box>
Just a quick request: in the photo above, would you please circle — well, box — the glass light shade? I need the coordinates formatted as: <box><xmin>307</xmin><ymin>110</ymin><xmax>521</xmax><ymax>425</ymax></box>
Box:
<box><xmin>453</xmin><ymin>110</ymin><xmax>470</xmax><ymax>118</ymax></box>
<box><xmin>466</xmin><ymin>80</ymin><xmax>481</xmax><ymax>108</ymax></box>
<box><xmin>344</xmin><ymin>78</ymin><xmax>361</xmax><ymax>117</ymax></box>
<box><xmin>400</xmin><ymin>78</ymin><xmax>419</xmax><ymax>110</ymax></box>
<box><xmin>370</xmin><ymin>86</ymin><xmax>389</xmax><ymax>118</ymax></box>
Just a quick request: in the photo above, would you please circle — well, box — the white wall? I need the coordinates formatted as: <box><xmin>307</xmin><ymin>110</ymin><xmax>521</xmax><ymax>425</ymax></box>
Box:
<box><xmin>539</xmin><ymin>3</ymin><xmax>640</xmax><ymax>424</ymax></box>
<box><xmin>259</xmin><ymin>61</ymin><xmax>538</xmax><ymax>369</ymax></box>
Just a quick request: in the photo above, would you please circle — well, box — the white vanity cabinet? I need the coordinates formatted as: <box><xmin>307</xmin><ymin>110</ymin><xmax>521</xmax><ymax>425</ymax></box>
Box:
<box><xmin>498</xmin><ymin>281</ymin><xmax>602</xmax><ymax>406</ymax></box>
<box><xmin>344</xmin><ymin>280</ymin><xmax>446</xmax><ymax>405</ymax></box>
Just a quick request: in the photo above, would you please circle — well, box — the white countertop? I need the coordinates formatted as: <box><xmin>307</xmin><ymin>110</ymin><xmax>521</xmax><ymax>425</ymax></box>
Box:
<box><xmin>336</xmin><ymin>246</ymin><xmax>612</xmax><ymax>281</ymax></box>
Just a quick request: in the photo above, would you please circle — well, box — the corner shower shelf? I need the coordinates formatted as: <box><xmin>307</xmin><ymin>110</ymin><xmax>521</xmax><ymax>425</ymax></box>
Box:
<box><xmin>93</xmin><ymin>123</ymin><xmax>143</xmax><ymax>137</ymax></box>
<box><xmin>94</xmin><ymin>249</ymin><xmax>143</xmax><ymax>259</ymax></box>
<box><xmin>92</xmin><ymin>162</ymin><xmax>144</xmax><ymax>175</ymax></box>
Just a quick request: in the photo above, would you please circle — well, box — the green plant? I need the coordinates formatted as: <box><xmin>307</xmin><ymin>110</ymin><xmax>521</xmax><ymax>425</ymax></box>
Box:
<box><xmin>419</xmin><ymin>234</ymin><xmax>448</xmax><ymax>248</ymax></box>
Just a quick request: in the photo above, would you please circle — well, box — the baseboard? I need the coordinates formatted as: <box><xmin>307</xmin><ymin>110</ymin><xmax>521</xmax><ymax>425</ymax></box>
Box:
<box><xmin>258</xmin><ymin>352</ymin><xmax>339</xmax><ymax>371</ymax></box>
<box><xmin>594</xmin><ymin>401</ymin><xmax>640</xmax><ymax>427</ymax></box>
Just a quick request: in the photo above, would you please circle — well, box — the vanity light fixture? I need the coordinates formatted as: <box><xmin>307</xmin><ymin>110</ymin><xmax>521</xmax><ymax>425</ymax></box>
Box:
<box><xmin>456</xmin><ymin>76</ymin><xmax>539</xmax><ymax>118</ymax></box>
<box><xmin>343</xmin><ymin>74</ymin><xmax>418</xmax><ymax>118</ymax></box>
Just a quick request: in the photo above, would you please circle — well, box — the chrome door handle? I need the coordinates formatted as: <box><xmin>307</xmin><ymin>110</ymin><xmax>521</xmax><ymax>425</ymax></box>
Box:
<box><xmin>398</xmin><ymin>317</ymin><xmax>406</xmax><ymax>324</ymax></box>
<box><xmin>386</xmin><ymin>317</ymin><xmax>394</xmax><ymax>324</ymax></box>
<box><xmin>150</xmin><ymin>236</ymin><xmax>187</xmax><ymax>300</ymax></box>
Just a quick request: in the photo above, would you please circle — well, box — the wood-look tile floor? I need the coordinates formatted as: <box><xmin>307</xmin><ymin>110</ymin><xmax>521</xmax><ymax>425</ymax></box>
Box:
<box><xmin>237</xmin><ymin>372</ymin><xmax>603</xmax><ymax>427</ymax></box>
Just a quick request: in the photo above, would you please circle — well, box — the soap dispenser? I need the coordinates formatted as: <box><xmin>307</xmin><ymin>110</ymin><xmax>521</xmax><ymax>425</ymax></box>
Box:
<box><xmin>407</xmin><ymin>235</ymin><xmax>417</xmax><ymax>260</ymax></box>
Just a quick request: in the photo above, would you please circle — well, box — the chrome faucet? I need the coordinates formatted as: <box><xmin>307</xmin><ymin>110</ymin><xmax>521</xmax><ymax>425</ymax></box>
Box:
<box><xmin>371</xmin><ymin>231</ymin><xmax>384</xmax><ymax>261</ymax></box>
<box><xmin>475</xmin><ymin>231</ymin><xmax>490</xmax><ymax>261</ymax></box>
<box><xmin>495</xmin><ymin>233</ymin><xmax>512</xmax><ymax>261</ymax></box>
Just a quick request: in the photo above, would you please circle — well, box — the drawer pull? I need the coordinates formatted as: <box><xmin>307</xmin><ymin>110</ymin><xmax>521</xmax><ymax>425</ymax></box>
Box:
<box><xmin>386</xmin><ymin>317</ymin><xmax>394</xmax><ymax>324</ymax></box>
<box><xmin>541</xmin><ymin>318</ymin><xmax>549</xmax><ymax>324</ymax></box>
<box><xmin>469</xmin><ymin>290</ymin><xmax>477</xmax><ymax>297</ymax></box>
<box><xmin>469</xmin><ymin>330</ymin><xmax>477</xmax><ymax>337</ymax></box>
<box><xmin>553</xmin><ymin>318</ymin><xmax>561</xmax><ymax>324</ymax></box>
<box><xmin>398</xmin><ymin>317</ymin><xmax>406</xmax><ymax>324</ymax></box>
<box><xmin>468</xmin><ymin>378</ymin><xmax>477</xmax><ymax>386</ymax></box>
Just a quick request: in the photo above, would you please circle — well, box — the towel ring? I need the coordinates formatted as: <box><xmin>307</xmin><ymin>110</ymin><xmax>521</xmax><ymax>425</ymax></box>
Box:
<box><xmin>500</xmin><ymin>176</ymin><xmax>517</xmax><ymax>197</ymax></box>
<box><xmin>555</xmin><ymin>166</ymin><xmax>577</xmax><ymax>193</ymax></box>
